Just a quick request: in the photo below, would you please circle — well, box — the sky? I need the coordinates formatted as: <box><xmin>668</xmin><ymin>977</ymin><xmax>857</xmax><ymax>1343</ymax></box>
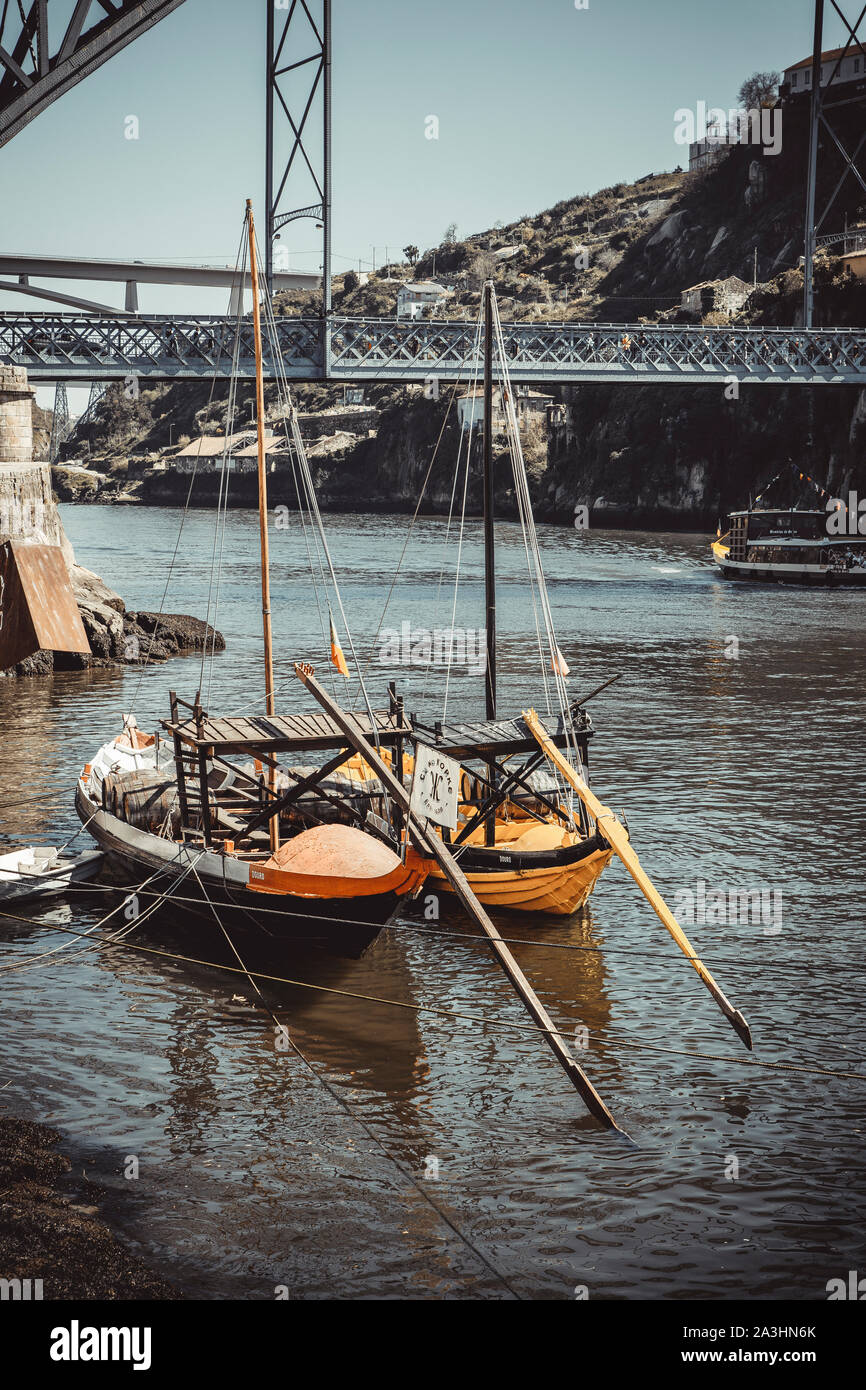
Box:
<box><xmin>0</xmin><ymin>0</ymin><xmax>851</xmax><ymax>408</ymax></box>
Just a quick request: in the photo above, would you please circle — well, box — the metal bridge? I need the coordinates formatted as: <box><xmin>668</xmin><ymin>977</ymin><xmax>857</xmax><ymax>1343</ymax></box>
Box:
<box><xmin>1</xmin><ymin>1</ymin><xmax>865</xmax><ymax>393</ymax></box>
<box><xmin>2</xmin><ymin>311</ymin><xmax>864</xmax><ymax>385</ymax></box>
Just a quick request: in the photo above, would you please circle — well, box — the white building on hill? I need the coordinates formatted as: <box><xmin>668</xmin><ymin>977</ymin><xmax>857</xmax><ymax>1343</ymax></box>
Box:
<box><xmin>782</xmin><ymin>46</ymin><xmax>866</xmax><ymax>95</ymax></box>
<box><xmin>396</xmin><ymin>281</ymin><xmax>450</xmax><ymax>320</ymax></box>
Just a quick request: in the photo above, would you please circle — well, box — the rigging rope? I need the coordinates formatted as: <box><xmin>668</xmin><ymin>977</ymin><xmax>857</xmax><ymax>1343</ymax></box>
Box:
<box><xmin>127</xmin><ymin>219</ymin><xmax>250</xmax><ymax>719</ymax></box>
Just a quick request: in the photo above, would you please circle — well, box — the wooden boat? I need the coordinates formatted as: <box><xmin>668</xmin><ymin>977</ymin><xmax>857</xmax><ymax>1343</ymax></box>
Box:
<box><xmin>0</xmin><ymin>845</ymin><xmax>103</xmax><ymax>905</ymax></box>
<box><xmin>414</xmin><ymin>713</ymin><xmax>613</xmax><ymax>915</ymax></box>
<box><xmin>74</xmin><ymin>203</ymin><xmax>430</xmax><ymax>957</ymax></box>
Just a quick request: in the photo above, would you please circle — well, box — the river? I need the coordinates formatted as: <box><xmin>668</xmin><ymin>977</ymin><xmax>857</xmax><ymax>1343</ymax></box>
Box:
<box><xmin>0</xmin><ymin>504</ymin><xmax>863</xmax><ymax>1299</ymax></box>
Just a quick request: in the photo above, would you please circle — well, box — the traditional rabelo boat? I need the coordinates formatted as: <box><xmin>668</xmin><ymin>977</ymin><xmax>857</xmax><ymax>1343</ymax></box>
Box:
<box><xmin>70</xmin><ymin>237</ymin><xmax>752</xmax><ymax>1128</ymax></box>
<box><xmin>75</xmin><ymin>203</ymin><xmax>429</xmax><ymax>956</ymax></box>
<box><xmin>712</xmin><ymin>464</ymin><xmax>866</xmax><ymax>586</ymax></box>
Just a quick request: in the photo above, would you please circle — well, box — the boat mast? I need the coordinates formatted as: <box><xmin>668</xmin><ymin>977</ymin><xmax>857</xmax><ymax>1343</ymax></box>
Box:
<box><xmin>482</xmin><ymin>280</ymin><xmax>496</xmax><ymax>721</ymax></box>
<box><xmin>482</xmin><ymin>282</ymin><xmax>497</xmax><ymax>848</ymax></box>
<box><xmin>247</xmin><ymin>200</ymin><xmax>279</xmax><ymax>851</ymax></box>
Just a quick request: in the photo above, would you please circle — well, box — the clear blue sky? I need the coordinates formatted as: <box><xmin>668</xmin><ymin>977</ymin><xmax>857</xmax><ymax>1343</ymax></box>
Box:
<box><xmin>0</xmin><ymin>0</ymin><xmax>848</xmax><ymax>408</ymax></box>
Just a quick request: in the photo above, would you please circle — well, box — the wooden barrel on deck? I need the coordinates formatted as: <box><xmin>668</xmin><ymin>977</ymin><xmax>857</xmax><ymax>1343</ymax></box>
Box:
<box><xmin>102</xmin><ymin>770</ymin><xmax>180</xmax><ymax>836</ymax></box>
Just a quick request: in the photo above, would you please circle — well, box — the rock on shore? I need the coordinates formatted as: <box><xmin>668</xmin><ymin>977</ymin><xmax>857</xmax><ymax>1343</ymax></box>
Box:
<box><xmin>0</xmin><ymin>1112</ymin><xmax>176</xmax><ymax>1300</ymax></box>
<box><xmin>1</xmin><ymin>564</ymin><xmax>224</xmax><ymax>678</ymax></box>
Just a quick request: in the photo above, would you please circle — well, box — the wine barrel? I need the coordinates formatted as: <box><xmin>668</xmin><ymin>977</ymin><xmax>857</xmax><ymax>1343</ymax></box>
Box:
<box><xmin>103</xmin><ymin>770</ymin><xmax>180</xmax><ymax>835</ymax></box>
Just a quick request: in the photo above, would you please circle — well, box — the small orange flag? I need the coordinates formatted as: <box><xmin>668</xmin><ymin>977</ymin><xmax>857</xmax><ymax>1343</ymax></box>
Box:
<box><xmin>551</xmin><ymin>647</ymin><xmax>570</xmax><ymax>677</ymax></box>
<box><xmin>329</xmin><ymin>613</ymin><xmax>350</xmax><ymax>678</ymax></box>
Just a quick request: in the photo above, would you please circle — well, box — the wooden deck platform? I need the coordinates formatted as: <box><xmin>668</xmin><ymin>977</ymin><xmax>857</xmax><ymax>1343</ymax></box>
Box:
<box><xmin>162</xmin><ymin>707</ymin><xmax>412</xmax><ymax>754</ymax></box>
<box><xmin>410</xmin><ymin>712</ymin><xmax>592</xmax><ymax>761</ymax></box>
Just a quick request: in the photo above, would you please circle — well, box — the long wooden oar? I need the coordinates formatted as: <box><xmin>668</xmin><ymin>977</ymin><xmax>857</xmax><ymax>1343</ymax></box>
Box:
<box><xmin>522</xmin><ymin>708</ymin><xmax>753</xmax><ymax>1051</ymax></box>
<box><xmin>294</xmin><ymin>664</ymin><xmax>632</xmax><ymax>1137</ymax></box>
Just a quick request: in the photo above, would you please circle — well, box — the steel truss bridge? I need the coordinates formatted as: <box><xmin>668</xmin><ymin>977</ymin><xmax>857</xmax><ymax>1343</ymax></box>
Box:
<box><xmin>1</xmin><ymin>3</ymin><xmax>865</xmax><ymax>391</ymax></box>
<box><xmin>1</xmin><ymin>311</ymin><xmax>864</xmax><ymax>386</ymax></box>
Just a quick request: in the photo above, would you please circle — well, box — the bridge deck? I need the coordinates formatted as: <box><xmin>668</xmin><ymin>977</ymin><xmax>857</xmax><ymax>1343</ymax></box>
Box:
<box><xmin>1</xmin><ymin>312</ymin><xmax>864</xmax><ymax>385</ymax></box>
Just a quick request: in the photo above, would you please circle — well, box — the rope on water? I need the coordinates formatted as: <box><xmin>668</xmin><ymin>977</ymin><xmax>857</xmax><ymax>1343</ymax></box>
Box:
<box><xmin>0</xmin><ymin>909</ymin><xmax>863</xmax><ymax>1083</ymax></box>
<box><xmin>187</xmin><ymin>863</ymin><xmax>523</xmax><ymax>1300</ymax></box>
<box><xmin>0</xmin><ymin>852</ymin><xmax>208</xmax><ymax>975</ymax></box>
<box><xmin>3</xmin><ymin>874</ymin><xmax>858</xmax><ymax>980</ymax></box>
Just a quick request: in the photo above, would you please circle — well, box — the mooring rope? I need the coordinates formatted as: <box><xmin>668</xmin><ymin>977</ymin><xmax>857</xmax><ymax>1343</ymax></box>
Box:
<box><xmin>0</xmin><ymin>909</ymin><xmax>863</xmax><ymax>1084</ymax></box>
<box><xmin>3</xmin><ymin>873</ymin><xmax>857</xmax><ymax>980</ymax></box>
<box><xmin>187</xmin><ymin>862</ymin><xmax>522</xmax><ymax>1299</ymax></box>
<box><xmin>0</xmin><ymin>852</ymin><xmax>207</xmax><ymax>975</ymax></box>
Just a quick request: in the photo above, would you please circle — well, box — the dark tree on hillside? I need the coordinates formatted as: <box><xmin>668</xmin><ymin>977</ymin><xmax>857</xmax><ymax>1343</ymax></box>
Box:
<box><xmin>468</xmin><ymin>250</ymin><xmax>499</xmax><ymax>288</ymax></box>
<box><xmin>403</xmin><ymin>244</ymin><xmax>419</xmax><ymax>265</ymax></box>
<box><xmin>737</xmin><ymin>71</ymin><xmax>780</xmax><ymax>109</ymax></box>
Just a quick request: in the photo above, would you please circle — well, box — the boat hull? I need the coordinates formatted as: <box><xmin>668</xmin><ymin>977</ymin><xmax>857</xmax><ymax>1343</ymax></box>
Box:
<box><xmin>428</xmin><ymin>838</ymin><xmax>613</xmax><ymax>915</ymax></box>
<box><xmin>711</xmin><ymin>539</ymin><xmax>866</xmax><ymax>585</ymax></box>
<box><xmin>0</xmin><ymin>849</ymin><xmax>103</xmax><ymax>906</ymax></box>
<box><xmin>715</xmin><ymin>559</ymin><xmax>866</xmax><ymax>586</ymax></box>
<box><xmin>75</xmin><ymin>783</ymin><xmax>415</xmax><ymax>957</ymax></box>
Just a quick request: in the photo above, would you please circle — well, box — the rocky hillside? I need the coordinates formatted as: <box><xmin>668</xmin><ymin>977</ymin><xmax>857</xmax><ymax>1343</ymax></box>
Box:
<box><xmin>63</xmin><ymin>93</ymin><xmax>866</xmax><ymax>527</ymax></box>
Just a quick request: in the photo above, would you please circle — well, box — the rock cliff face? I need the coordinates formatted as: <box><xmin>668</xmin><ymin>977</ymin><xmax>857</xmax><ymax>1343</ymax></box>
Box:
<box><xmin>536</xmin><ymin>381</ymin><xmax>866</xmax><ymax>528</ymax></box>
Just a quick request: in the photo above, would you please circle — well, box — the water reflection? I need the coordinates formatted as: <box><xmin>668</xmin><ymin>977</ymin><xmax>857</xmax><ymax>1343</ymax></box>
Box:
<box><xmin>0</xmin><ymin>508</ymin><xmax>863</xmax><ymax>1298</ymax></box>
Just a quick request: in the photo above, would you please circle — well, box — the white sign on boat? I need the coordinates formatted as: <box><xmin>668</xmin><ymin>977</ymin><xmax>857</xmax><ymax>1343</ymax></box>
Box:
<box><xmin>409</xmin><ymin>743</ymin><xmax>460</xmax><ymax>830</ymax></box>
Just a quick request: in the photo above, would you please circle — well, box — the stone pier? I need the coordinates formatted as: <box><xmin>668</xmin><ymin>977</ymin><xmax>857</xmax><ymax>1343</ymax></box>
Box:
<box><xmin>0</xmin><ymin>364</ymin><xmax>223</xmax><ymax>677</ymax></box>
<box><xmin>0</xmin><ymin>366</ymin><xmax>73</xmax><ymax>564</ymax></box>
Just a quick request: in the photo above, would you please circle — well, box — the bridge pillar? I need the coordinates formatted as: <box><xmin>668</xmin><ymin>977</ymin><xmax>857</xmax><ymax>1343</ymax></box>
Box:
<box><xmin>0</xmin><ymin>365</ymin><xmax>34</xmax><ymax>465</ymax></box>
<box><xmin>124</xmin><ymin>279</ymin><xmax>139</xmax><ymax>313</ymax></box>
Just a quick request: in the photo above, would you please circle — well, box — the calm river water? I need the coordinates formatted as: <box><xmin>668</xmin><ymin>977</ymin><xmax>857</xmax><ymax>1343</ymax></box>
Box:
<box><xmin>0</xmin><ymin>504</ymin><xmax>864</xmax><ymax>1300</ymax></box>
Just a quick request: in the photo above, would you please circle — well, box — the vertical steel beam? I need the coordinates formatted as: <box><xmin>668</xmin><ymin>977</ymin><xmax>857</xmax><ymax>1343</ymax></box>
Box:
<box><xmin>48</xmin><ymin>380</ymin><xmax>70</xmax><ymax>462</ymax></box>
<box><xmin>265</xmin><ymin>0</ymin><xmax>330</xmax><ymax>368</ymax></box>
<box><xmin>803</xmin><ymin>0</ymin><xmax>824</xmax><ymax>328</ymax></box>
<box><xmin>265</xmin><ymin>0</ymin><xmax>275</xmax><ymax>298</ymax></box>
<box><xmin>322</xmin><ymin>0</ymin><xmax>332</xmax><ymax>376</ymax></box>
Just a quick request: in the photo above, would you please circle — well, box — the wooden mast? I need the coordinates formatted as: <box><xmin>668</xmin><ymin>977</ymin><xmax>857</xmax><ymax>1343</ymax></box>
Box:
<box><xmin>482</xmin><ymin>281</ymin><xmax>497</xmax><ymax>847</ymax></box>
<box><xmin>246</xmin><ymin>199</ymin><xmax>279</xmax><ymax>852</ymax></box>
<box><xmin>482</xmin><ymin>280</ymin><xmax>496</xmax><ymax>720</ymax></box>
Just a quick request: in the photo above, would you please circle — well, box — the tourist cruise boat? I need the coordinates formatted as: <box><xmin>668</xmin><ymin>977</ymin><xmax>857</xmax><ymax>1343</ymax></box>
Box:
<box><xmin>712</xmin><ymin>506</ymin><xmax>866</xmax><ymax>585</ymax></box>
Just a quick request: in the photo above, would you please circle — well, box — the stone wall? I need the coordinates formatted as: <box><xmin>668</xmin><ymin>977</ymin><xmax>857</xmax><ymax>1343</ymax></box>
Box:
<box><xmin>0</xmin><ymin>365</ymin><xmax>224</xmax><ymax>677</ymax></box>
<box><xmin>0</xmin><ymin>365</ymin><xmax>34</xmax><ymax>465</ymax></box>
<box><xmin>0</xmin><ymin>367</ymin><xmax>75</xmax><ymax>566</ymax></box>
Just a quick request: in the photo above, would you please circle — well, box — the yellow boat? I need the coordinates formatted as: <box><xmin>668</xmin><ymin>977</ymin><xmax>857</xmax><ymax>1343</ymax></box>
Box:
<box><xmin>428</xmin><ymin>823</ymin><xmax>613</xmax><ymax>915</ymax></box>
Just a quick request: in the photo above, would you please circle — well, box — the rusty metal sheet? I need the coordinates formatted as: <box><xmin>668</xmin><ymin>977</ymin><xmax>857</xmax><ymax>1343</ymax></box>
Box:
<box><xmin>0</xmin><ymin>541</ymin><xmax>90</xmax><ymax>669</ymax></box>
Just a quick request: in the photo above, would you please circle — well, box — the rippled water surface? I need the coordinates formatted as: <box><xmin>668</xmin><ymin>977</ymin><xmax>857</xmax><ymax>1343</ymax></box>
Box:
<box><xmin>0</xmin><ymin>505</ymin><xmax>864</xmax><ymax>1299</ymax></box>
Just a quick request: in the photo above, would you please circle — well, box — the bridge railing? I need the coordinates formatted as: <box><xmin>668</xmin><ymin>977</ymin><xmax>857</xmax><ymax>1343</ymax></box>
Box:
<box><xmin>1</xmin><ymin>311</ymin><xmax>865</xmax><ymax>384</ymax></box>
